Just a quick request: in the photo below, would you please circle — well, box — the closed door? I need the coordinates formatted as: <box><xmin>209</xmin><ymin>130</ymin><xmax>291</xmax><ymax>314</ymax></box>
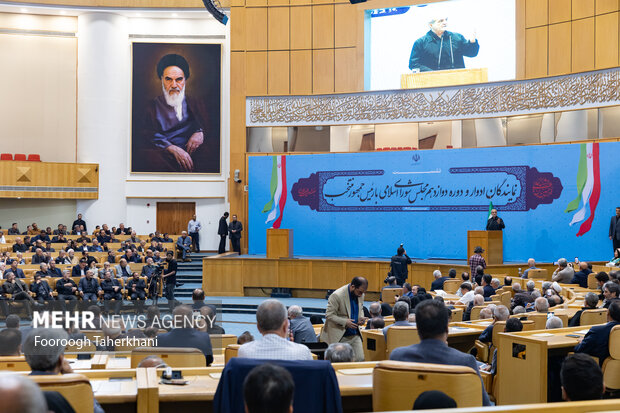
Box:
<box><xmin>156</xmin><ymin>202</ymin><xmax>195</xmax><ymax>235</ymax></box>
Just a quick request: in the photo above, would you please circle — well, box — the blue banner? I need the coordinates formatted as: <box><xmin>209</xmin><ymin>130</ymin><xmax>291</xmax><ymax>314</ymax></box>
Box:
<box><xmin>248</xmin><ymin>143</ymin><xmax>617</xmax><ymax>262</ymax></box>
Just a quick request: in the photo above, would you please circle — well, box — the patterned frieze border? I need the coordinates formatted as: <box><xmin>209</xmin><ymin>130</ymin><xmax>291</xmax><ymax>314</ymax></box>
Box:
<box><xmin>247</xmin><ymin>68</ymin><xmax>620</xmax><ymax>126</ymax></box>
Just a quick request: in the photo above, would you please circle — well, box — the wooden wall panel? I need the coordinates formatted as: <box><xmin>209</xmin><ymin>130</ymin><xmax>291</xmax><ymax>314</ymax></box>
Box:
<box><xmin>279</xmin><ymin>261</ymin><xmax>311</xmax><ymax>288</ymax></box>
<box><xmin>335</xmin><ymin>47</ymin><xmax>358</xmax><ymax>92</ymax></box>
<box><xmin>548</xmin><ymin>22</ymin><xmax>571</xmax><ymax>75</ymax></box>
<box><xmin>313</xmin><ymin>5</ymin><xmax>335</xmax><ymax>49</ymax></box>
<box><xmin>311</xmin><ymin>261</ymin><xmax>345</xmax><ymax>289</ymax></box>
<box><xmin>203</xmin><ymin>260</ymin><xmax>244</xmax><ymax>296</ymax></box>
<box><xmin>291</xmin><ymin>50</ymin><xmax>313</xmax><ymax>94</ymax></box>
<box><xmin>595</xmin><ymin>12</ymin><xmax>619</xmax><ymax>68</ymax></box>
<box><xmin>313</xmin><ymin>49</ymin><xmax>334</xmax><ymax>93</ymax></box>
<box><xmin>243</xmin><ymin>260</ymin><xmax>278</xmax><ymax>287</ymax></box>
<box><xmin>596</xmin><ymin>0</ymin><xmax>618</xmax><ymax>14</ymax></box>
<box><xmin>246</xmin><ymin>51</ymin><xmax>268</xmax><ymax>97</ymax></box>
<box><xmin>516</xmin><ymin>0</ymin><xmax>526</xmax><ymax>79</ymax></box>
<box><xmin>290</xmin><ymin>6</ymin><xmax>312</xmax><ymax>50</ymax></box>
<box><xmin>268</xmin><ymin>7</ymin><xmax>290</xmax><ymax>50</ymax></box>
<box><xmin>573</xmin><ymin>0</ymin><xmax>595</xmax><ymax>19</ymax></box>
<box><xmin>334</xmin><ymin>4</ymin><xmax>356</xmax><ymax>48</ymax></box>
<box><xmin>525</xmin><ymin>26</ymin><xmax>548</xmax><ymax>78</ymax></box>
<box><xmin>268</xmin><ymin>50</ymin><xmax>290</xmax><ymax>95</ymax></box>
<box><xmin>549</xmin><ymin>0</ymin><xmax>571</xmax><ymax>23</ymax></box>
<box><xmin>525</xmin><ymin>0</ymin><xmax>548</xmax><ymax>27</ymax></box>
<box><xmin>231</xmin><ymin>7</ymin><xmax>246</xmax><ymax>51</ymax></box>
<box><xmin>268</xmin><ymin>0</ymin><xmax>289</xmax><ymax>6</ymax></box>
<box><xmin>246</xmin><ymin>7</ymin><xmax>268</xmax><ymax>51</ymax></box>
<box><xmin>246</xmin><ymin>0</ymin><xmax>267</xmax><ymax>7</ymax></box>
<box><xmin>572</xmin><ymin>17</ymin><xmax>595</xmax><ymax>72</ymax></box>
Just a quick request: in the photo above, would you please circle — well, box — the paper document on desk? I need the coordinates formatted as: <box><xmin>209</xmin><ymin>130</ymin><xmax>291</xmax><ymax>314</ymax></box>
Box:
<box><xmin>209</xmin><ymin>373</ymin><xmax>222</xmax><ymax>379</ymax></box>
<box><xmin>434</xmin><ymin>290</ymin><xmax>447</xmax><ymax>297</ymax></box>
<box><xmin>576</xmin><ymin>329</ymin><xmax>590</xmax><ymax>335</ymax></box>
<box><xmin>337</xmin><ymin>368</ymin><xmax>374</xmax><ymax>375</ymax></box>
<box><xmin>531</xmin><ymin>333</ymin><xmax>554</xmax><ymax>337</ymax></box>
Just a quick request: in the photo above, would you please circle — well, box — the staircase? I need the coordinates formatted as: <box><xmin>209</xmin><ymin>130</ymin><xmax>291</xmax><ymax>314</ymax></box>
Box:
<box><xmin>175</xmin><ymin>252</ymin><xmax>213</xmax><ymax>298</ymax></box>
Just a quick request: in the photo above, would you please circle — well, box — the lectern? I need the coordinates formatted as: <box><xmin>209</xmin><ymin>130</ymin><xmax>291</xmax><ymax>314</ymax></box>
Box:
<box><xmin>266</xmin><ymin>228</ymin><xmax>293</xmax><ymax>259</ymax></box>
<box><xmin>401</xmin><ymin>67</ymin><xmax>488</xmax><ymax>89</ymax></box>
<box><xmin>467</xmin><ymin>230</ymin><xmax>503</xmax><ymax>265</ymax></box>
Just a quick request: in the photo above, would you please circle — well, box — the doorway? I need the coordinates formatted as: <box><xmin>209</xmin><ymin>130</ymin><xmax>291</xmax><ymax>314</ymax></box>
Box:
<box><xmin>156</xmin><ymin>202</ymin><xmax>195</xmax><ymax>235</ymax></box>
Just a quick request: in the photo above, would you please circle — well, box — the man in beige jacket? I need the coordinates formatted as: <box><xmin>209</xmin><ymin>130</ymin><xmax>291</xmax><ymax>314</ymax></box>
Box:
<box><xmin>320</xmin><ymin>276</ymin><xmax>368</xmax><ymax>361</ymax></box>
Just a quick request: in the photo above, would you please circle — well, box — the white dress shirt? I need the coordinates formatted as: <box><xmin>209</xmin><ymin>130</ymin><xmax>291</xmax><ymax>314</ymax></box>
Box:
<box><xmin>238</xmin><ymin>333</ymin><xmax>313</xmax><ymax>360</ymax></box>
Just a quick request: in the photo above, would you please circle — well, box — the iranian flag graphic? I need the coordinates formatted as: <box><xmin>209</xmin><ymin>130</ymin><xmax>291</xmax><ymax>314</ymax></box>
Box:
<box><xmin>565</xmin><ymin>142</ymin><xmax>600</xmax><ymax>237</ymax></box>
<box><xmin>262</xmin><ymin>155</ymin><xmax>287</xmax><ymax>228</ymax></box>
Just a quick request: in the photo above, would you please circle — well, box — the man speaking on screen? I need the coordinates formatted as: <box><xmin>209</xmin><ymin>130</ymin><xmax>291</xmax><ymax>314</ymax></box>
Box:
<box><xmin>408</xmin><ymin>17</ymin><xmax>479</xmax><ymax>72</ymax></box>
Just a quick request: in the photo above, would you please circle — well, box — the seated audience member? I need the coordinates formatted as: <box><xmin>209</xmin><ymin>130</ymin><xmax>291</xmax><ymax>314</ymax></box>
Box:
<box><xmin>473</xmin><ymin>265</ymin><xmax>485</xmax><ymax>286</ymax></box>
<box><xmin>367</xmin><ymin>301</ymin><xmax>382</xmax><ymax>322</ymax></box>
<box><xmin>23</xmin><ymin>328</ymin><xmax>104</xmax><ymax>413</ymax></box>
<box><xmin>481</xmin><ymin>274</ymin><xmax>494</xmax><ymax>299</ymax></box>
<box><xmin>157</xmin><ymin>305</ymin><xmax>214</xmax><ymax>366</ymax></box>
<box><xmin>32</xmin><ymin>230</ymin><xmax>50</xmax><ymax>244</ymax></box>
<box><xmin>128</xmin><ymin>231</ymin><xmax>140</xmax><ymax>243</ymax></box>
<box><xmin>575</xmin><ymin>300</ymin><xmax>620</xmax><ymax>366</ymax></box>
<box><xmin>141</xmin><ymin>257</ymin><xmax>158</xmax><ymax>281</ymax></box>
<box><xmin>463</xmin><ymin>293</ymin><xmax>484</xmax><ymax>321</ymax></box>
<box><xmin>383</xmin><ymin>301</ymin><xmax>415</xmax><ymax>338</ymax></box>
<box><xmin>237</xmin><ymin>331</ymin><xmax>254</xmax><ymax>345</ymax></box>
<box><xmin>602</xmin><ymin>282</ymin><xmax>619</xmax><ymax>308</ymax></box>
<box><xmin>71</xmin><ymin>259</ymin><xmax>88</xmax><ymax>278</ymax></box>
<box><xmin>482</xmin><ymin>318</ymin><xmax>523</xmax><ymax>376</ymax></box>
<box><xmin>512</xmin><ymin>283</ymin><xmax>535</xmax><ymax>309</ymax></box>
<box><xmin>198</xmin><ymin>305</ymin><xmax>225</xmax><ymax>334</ymax></box>
<box><xmin>31</xmin><ymin>248</ymin><xmax>48</xmax><ymax>265</ymax></box>
<box><xmin>534</xmin><ymin>296</ymin><xmax>550</xmax><ymax>313</ymax></box>
<box><xmin>48</xmin><ymin>261</ymin><xmax>62</xmax><ymax>277</ymax></box>
<box><xmin>122</xmin><ymin>249</ymin><xmax>142</xmax><ymax>264</ymax></box>
<box><xmin>89</xmin><ymin>239</ymin><xmax>104</xmax><ymax>252</ymax></box>
<box><xmin>430</xmin><ymin>270</ymin><xmax>449</xmax><ymax>291</ymax></box>
<box><xmin>413</xmin><ymin>390</ymin><xmax>457</xmax><ymax>410</ymax></box>
<box><xmin>30</xmin><ymin>274</ymin><xmax>54</xmax><ymax>304</ymax></box>
<box><xmin>288</xmin><ymin>305</ymin><xmax>317</xmax><ymax>343</ymax></box>
<box><xmin>607</xmin><ymin>248</ymin><xmax>620</xmax><ymax>267</ymax></box>
<box><xmin>115</xmin><ymin>258</ymin><xmax>132</xmax><ymax>282</ymax></box>
<box><xmin>176</xmin><ymin>231</ymin><xmax>192</xmax><ymax>261</ymax></box>
<box><xmin>571</xmin><ymin>261</ymin><xmax>593</xmax><ymax>288</ymax></box>
<box><xmin>569</xmin><ymin>292</ymin><xmax>600</xmax><ymax>326</ymax></box>
<box><xmin>456</xmin><ymin>283</ymin><xmax>475</xmax><ymax>306</ymax></box>
<box><xmin>12</xmin><ymin>237</ymin><xmax>28</xmax><ymax>253</ymax></box>
<box><xmin>0</xmin><ymin>374</ymin><xmax>51</xmax><ymax>413</ymax></box>
<box><xmin>546</xmin><ymin>316</ymin><xmax>563</xmax><ymax>329</ymax></box>
<box><xmin>34</xmin><ymin>263</ymin><xmax>52</xmax><ymax>278</ymax></box>
<box><xmin>55</xmin><ymin>271</ymin><xmax>78</xmax><ymax>312</ymax></box>
<box><xmin>127</xmin><ymin>272</ymin><xmax>147</xmax><ymax>313</ymax></box>
<box><xmin>8</xmin><ymin>223</ymin><xmax>20</xmax><ymax>235</ymax></box>
<box><xmin>162</xmin><ymin>233</ymin><xmax>174</xmax><ymax>242</ymax></box>
<box><xmin>512</xmin><ymin>306</ymin><xmax>526</xmax><ymax>317</ymax></box>
<box><xmin>101</xmin><ymin>271</ymin><xmax>123</xmax><ymax>315</ymax></box>
<box><xmin>560</xmin><ymin>353</ymin><xmax>604</xmax><ymax>401</ymax></box>
<box><xmin>238</xmin><ymin>299</ymin><xmax>312</xmax><ymax>360</ymax></box>
<box><xmin>55</xmin><ymin>250</ymin><xmax>72</xmax><ymax>265</ymax></box>
<box><xmin>491</xmin><ymin>278</ymin><xmax>501</xmax><ymax>291</ymax></box>
<box><xmin>0</xmin><ymin>328</ymin><xmax>22</xmax><ymax>356</ymax></box>
<box><xmin>389</xmin><ymin>300</ymin><xmax>491</xmax><ymax>406</ymax></box>
<box><xmin>143</xmin><ymin>327</ymin><xmax>158</xmax><ymax>339</ymax></box>
<box><xmin>5</xmin><ymin>314</ymin><xmax>20</xmax><ymax>329</ymax></box>
<box><xmin>367</xmin><ymin>317</ymin><xmax>385</xmax><ymax>330</ymax></box>
<box><xmin>137</xmin><ymin>355</ymin><xmax>167</xmax><ymax>368</ymax></box>
<box><xmin>479</xmin><ymin>307</ymin><xmax>493</xmax><ymax>320</ymax></box>
<box><xmin>461</xmin><ymin>272</ymin><xmax>470</xmax><ymax>283</ymax></box>
<box><xmin>244</xmin><ymin>364</ymin><xmax>294</xmax><ymax>413</ymax></box>
<box><xmin>324</xmin><ymin>342</ymin><xmax>354</xmax><ymax>363</ymax></box>
<box><xmin>552</xmin><ymin>258</ymin><xmax>575</xmax><ymax>283</ymax></box>
<box><xmin>478</xmin><ymin>305</ymin><xmax>509</xmax><ymax>344</ymax></box>
<box><xmin>78</xmin><ymin>270</ymin><xmax>102</xmax><ymax>304</ymax></box>
<box><xmin>400</xmin><ymin>282</ymin><xmax>413</xmax><ymax>298</ymax></box>
<box><xmin>4</xmin><ymin>261</ymin><xmax>25</xmax><ymax>278</ymax></box>
<box><xmin>96</xmin><ymin>229</ymin><xmax>111</xmax><ymax>245</ymax></box>
<box><xmin>2</xmin><ymin>272</ymin><xmax>32</xmax><ymax>306</ymax></box>
<box><xmin>504</xmin><ymin>276</ymin><xmax>512</xmax><ymax>286</ymax></box>
<box><xmin>191</xmin><ymin>288</ymin><xmax>211</xmax><ymax>310</ymax></box>
<box><xmin>51</xmin><ymin>233</ymin><xmax>67</xmax><ymax>243</ymax></box>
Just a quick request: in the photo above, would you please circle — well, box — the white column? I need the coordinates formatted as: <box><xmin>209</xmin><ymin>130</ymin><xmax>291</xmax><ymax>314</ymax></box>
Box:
<box><xmin>556</xmin><ymin>110</ymin><xmax>588</xmax><ymax>141</ymax></box>
<box><xmin>330</xmin><ymin>126</ymin><xmax>351</xmax><ymax>152</ymax></box>
<box><xmin>76</xmin><ymin>13</ymin><xmax>129</xmax><ymax>228</ymax></box>
<box><xmin>474</xmin><ymin>118</ymin><xmax>506</xmax><ymax>147</ymax></box>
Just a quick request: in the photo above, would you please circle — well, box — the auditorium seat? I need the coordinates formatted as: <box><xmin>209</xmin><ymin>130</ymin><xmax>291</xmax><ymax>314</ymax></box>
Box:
<box><xmin>0</xmin><ymin>153</ymin><xmax>12</xmax><ymax>160</ymax></box>
<box><xmin>30</xmin><ymin>373</ymin><xmax>94</xmax><ymax>413</ymax></box>
<box><xmin>27</xmin><ymin>154</ymin><xmax>41</xmax><ymax>161</ymax></box>
<box><xmin>372</xmin><ymin>360</ymin><xmax>483</xmax><ymax>410</ymax></box>
<box><xmin>0</xmin><ymin>356</ymin><xmax>30</xmax><ymax>371</ymax></box>
<box><xmin>224</xmin><ymin>344</ymin><xmax>240</xmax><ymax>364</ymax></box>
<box><xmin>130</xmin><ymin>347</ymin><xmax>205</xmax><ymax>368</ymax></box>
<box><xmin>442</xmin><ymin>279</ymin><xmax>461</xmax><ymax>294</ymax></box>
<box><xmin>527</xmin><ymin>269</ymin><xmax>549</xmax><ymax>280</ymax></box>
<box><xmin>13</xmin><ymin>153</ymin><xmax>26</xmax><ymax>161</ymax></box>
<box><xmin>580</xmin><ymin>309</ymin><xmax>608</xmax><ymax>326</ymax></box>
<box><xmin>381</xmin><ymin>287</ymin><xmax>401</xmax><ymax>306</ymax></box>
<box><xmin>602</xmin><ymin>325</ymin><xmax>620</xmax><ymax>390</ymax></box>
<box><xmin>386</xmin><ymin>326</ymin><xmax>419</xmax><ymax>357</ymax></box>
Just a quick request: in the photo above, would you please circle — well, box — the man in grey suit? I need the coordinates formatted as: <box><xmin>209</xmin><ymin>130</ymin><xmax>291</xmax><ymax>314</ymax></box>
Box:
<box><xmin>552</xmin><ymin>258</ymin><xmax>575</xmax><ymax>284</ymax></box>
<box><xmin>610</xmin><ymin>207</ymin><xmax>620</xmax><ymax>253</ymax></box>
<box><xmin>390</xmin><ymin>299</ymin><xmax>491</xmax><ymax>406</ymax></box>
<box><xmin>288</xmin><ymin>305</ymin><xmax>317</xmax><ymax>343</ymax></box>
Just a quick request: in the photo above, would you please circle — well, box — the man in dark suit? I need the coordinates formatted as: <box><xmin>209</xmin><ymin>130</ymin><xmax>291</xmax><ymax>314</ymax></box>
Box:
<box><xmin>157</xmin><ymin>305</ymin><xmax>214</xmax><ymax>365</ymax></box>
<box><xmin>56</xmin><ymin>271</ymin><xmax>78</xmax><ymax>312</ymax></box>
<box><xmin>486</xmin><ymin>209</ymin><xmax>505</xmax><ymax>231</ymax></box>
<box><xmin>575</xmin><ymin>299</ymin><xmax>620</xmax><ymax>366</ymax></box>
<box><xmin>390</xmin><ymin>299</ymin><xmax>491</xmax><ymax>406</ymax></box>
<box><xmin>610</xmin><ymin>207</ymin><xmax>620</xmax><ymax>253</ymax></box>
<box><xmin>569</xmin><ymin>292</ymin><xmax>600</xmax><ymax>327</ymax></box>
<box><xmin>72</xmin><ymin>213</ymin><xmax>87</xmax><ymax>234</ymax></box>
<box><xmin>71</xmin><ymin>259</ymin><xmax>88</xmax><ymax>278</ymax></box>
<box><xmin>571</xmin><ymin>261</ymin><xmax>593</xmax><ymax>289</ymax></box>
<box><xmin>390</xmin><ymin>245</ymin><xmax>412</xmax><ymax>286</ymax></box>
<box><xmin>229</xmin><ymin>215</ymin><xmax>243</xmax><ymax>255</ymax></box>
<box><xmin>218</xmin><ymin>212</ymin><xmax>229</xmax><ymax>254</ymax></box>
<box><xmin>430</xmin><ymin>270</ymin><xmax>450</xmax><ymax>291</ymax></box>
<box><xmin>4</xmin><ymin>261</ymin><xmax>25</xmax><ymax>278</ymax></box>
<box><xmin>30</xmin><ymin>274</ymin><xmax>55</xmax><ymax>305</ymax></box>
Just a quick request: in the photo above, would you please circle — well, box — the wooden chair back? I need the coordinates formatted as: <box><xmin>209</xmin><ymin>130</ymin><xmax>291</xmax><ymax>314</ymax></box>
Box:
<box><xmin>449</xmin><ymin>307</ymin><xmax>464</xmax><ymax>323</ymax></box>
<box><xmin>587</xmin><ymin>272</ymin><xmax>599</xmax><ymax>289</ymax></box>
<box><xmin>500</xmin><ymin>291</ymin><xmax>511</xmax><ymax>308</ymax></box>
<box><xmin>30</xmin><ymin>373</ymin><xmax>94</xmax><ymax>413</ymax></box>
<box><xmin>224</xmin><ymin>344</ymin><xmax>240</xmax><ymax>364</ymax></box>
<box><xmin>580</xmin><ymin>309</ymin><xmax>608</xmax><ymax>326</ymax></box>
<box><xmin>381</xmin><ymin>287</ymin><xmax>401</xmax><ymax>306</ymax></box>
<box><xmin>603</xmin><ymin>325</ymin><xmax>620</xmax><ymax>390</ymax></box>
<box><xmin>443</xmin><ymin>279</ymin><xmax>461</xmax><ymax>294</ymax></box>
<box><xmin>210</xmin><ymin>334</ymin><xmax>238</xmax><ymax>350</ymax></box>
<box><xmin>361</xmin><ymin>329</ymin><xmax>387</xmax><ymax>361</ymax></box>
<box><xmin>0</xmin><ymin>356</ymin><xmax>30</xmax><ymax>371</ymax></box>
<box><xmin>372</xmin><ymin>360</ymin><xmax>482</xmax><ymax>411</ymax></box>
<box><xmin>528</xmin><ymin>269</ymin><xmax>549</xmax><ymax>280</ymax></box>
<box><xmin>386</xmin><ymin>326</ymin><xmax>419</xmax><ymax>357</ymax></box>
<box><xmin>130</xmin><ymin>347</ymin><xmax>205</xmax><ymax>368</ymax></box>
